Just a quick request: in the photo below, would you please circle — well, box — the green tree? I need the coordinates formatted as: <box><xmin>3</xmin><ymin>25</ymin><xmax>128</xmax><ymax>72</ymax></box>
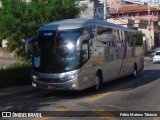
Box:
<box><xmin>0</xmin><ymin>0</ymin><xmax>81</xmax><ymax>61</ymax></box>
<box><xmin>133</xmin><ymin>32</ymin><xmax>143</xmax><ymax>46</ymax></box>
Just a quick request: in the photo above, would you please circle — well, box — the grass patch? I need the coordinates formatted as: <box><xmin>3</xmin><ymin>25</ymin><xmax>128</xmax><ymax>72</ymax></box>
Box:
<box><xmin>0</xmin><ymin>63</ymin><xmax>31</xmax><ymax>88</ymax></box>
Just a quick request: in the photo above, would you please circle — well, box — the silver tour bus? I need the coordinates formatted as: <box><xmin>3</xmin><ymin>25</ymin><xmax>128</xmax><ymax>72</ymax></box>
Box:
<box><xmin>25</xmin><ymin>19</ymin><xmax>144</xmax><ymax>91</ymax></box>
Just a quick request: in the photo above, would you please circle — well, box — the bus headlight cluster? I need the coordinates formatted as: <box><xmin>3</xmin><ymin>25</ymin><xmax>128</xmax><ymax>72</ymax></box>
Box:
<box><xmin>60</xmin><ymin>70</ymin><xmax>79</xmax><ymax>81</ymax></box>
<box><xmin>67</xmin><ymin>75</ymin><xmax>77</xmax><ymax>80</ymax></box>
<box><xmin>32</xmin><ymin>75</ymin><xmax>38</xmax><ymax>80</ymax></box>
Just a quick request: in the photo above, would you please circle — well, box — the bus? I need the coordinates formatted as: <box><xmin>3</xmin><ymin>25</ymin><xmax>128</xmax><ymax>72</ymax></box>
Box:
<box><xmin>25</xmin><ymin>19</ymin><xmax>144</xmax><ymax>91</ymax></box>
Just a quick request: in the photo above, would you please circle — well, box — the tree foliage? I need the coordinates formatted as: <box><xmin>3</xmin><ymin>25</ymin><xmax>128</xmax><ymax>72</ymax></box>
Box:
<box><xmin>133</xmin><ymin>32</ymin><xmax>143</xmax><ymax>46</ymax></box>
<box><xmin>0</xmin><ymin>0</ymin><xmax>81</xmax><ymax>61</ymax></box>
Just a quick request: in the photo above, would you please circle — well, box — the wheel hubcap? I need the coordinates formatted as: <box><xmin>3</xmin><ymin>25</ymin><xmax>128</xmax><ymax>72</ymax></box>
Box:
<box><xmin>94</xmin><ymin>76</ymin><xmax>100</xmax><ymax>90</ymax></box>
<box><xmin>133</xmin><ymin>70</ymin><xmax>137</xmax><ymax>77</ymax></box>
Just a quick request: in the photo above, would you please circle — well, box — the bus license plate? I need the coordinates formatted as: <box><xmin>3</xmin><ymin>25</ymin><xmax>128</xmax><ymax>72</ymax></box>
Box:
<box><xmin>48</xmin><ymin>85</ymin><xmax>56</xmax><ymax>89</ymax></box>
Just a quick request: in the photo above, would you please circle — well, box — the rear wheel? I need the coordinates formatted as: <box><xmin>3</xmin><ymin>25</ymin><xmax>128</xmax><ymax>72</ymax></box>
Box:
<box><xmin>93</xmin><ymin>72</ymin><xmax>102</xmax><ymax>91</ymax></box>
<box><xmin>132</xmin><ymin>64</ymin><xmax>137</xmax><ymax>78</ymax></box>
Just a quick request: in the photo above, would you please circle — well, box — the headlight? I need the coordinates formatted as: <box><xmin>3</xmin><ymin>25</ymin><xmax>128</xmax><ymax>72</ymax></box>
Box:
<box><xmin>32</xmin><ymin>75</ymin><xmax>38</xmax><ymax>80</ymax></box>
<box><xmin>67</xmin><ymin>74</ymin><xmax>77</xmax><ymax>80</ymax></box>
<box><xmin>59</xmin><ymin>70</ymin><xmax>79</xmax><ymax>81</ymax></box>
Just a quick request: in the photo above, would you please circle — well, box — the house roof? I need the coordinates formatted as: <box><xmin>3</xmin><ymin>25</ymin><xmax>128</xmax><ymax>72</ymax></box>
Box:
<box><xmin>109</xmin><ymin>1</ymin><xmax>123</xmax><ymax>13</ymax></box>
<box><xmin>111</xmin><ymin>5</ymin><xmax>160</xmax><ymax>14</ymax></box>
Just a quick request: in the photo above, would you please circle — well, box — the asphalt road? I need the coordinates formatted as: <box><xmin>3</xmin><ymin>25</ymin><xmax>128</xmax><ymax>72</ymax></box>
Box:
<box><xmin>0</xmin><ymin>58</ymin><xmax>160</xmax><ymax>120</ymax></box>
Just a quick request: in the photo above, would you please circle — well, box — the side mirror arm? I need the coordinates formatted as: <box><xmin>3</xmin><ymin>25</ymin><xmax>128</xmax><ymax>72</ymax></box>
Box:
<box><xmin>25</xmin><ymin>36</ymin><xmax>36</xmax><ymax>54</ymax></box>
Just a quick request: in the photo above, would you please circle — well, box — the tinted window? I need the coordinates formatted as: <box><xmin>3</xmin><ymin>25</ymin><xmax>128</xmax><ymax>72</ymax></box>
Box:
<box><xmin>55</xmin><ymin>30</ymin><xmax>80</xmax><ymax>62</ymax></box>
<box><xmin>97</xmin><ymin>26</ymin><xmax>115</xmax><ymax>46</ymax></box>
<box><xmin>35</xmin><ymin>29</ymin><xmax>81</xmax><ymax>73</ymax></box>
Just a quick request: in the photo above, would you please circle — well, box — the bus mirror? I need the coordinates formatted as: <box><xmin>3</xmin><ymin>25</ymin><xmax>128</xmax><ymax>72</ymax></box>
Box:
<box><xmin>81</xmin><ymin>43</ymin><xmax>89</xmax><ymax>64</ymax></box>
<box><xmin>83</xmin><ymin>29</ymin><xmax>91</xmax><ymax>40</ymax></box>
<box><xmin>92</xmin><ymin>29</ymin><xmax>96</xmax><ymax>35</ymax></box>
<box><xmin>82</xmin><ymin>50</ymin><xmax>88</xmax><ymax>63</ymax></box>
<box><xmin>25</xmin><ymin>36</ymin><xmax>36</xmax><ymax>54</ymax></box>
<box><xmin>83</xmin><ymin>34</ymin><xmax>91</xmax><ymax>40</ymax></box>
<box><xmin>83</xmin><ymin>34</ymin><xmax>90</xmax><ymax>40</ymax></box>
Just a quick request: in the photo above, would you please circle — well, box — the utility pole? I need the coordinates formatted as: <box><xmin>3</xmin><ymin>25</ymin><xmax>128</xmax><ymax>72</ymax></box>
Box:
<box><xmin>148</xmin><ymin>2</ymin><xmax>152</xmax><ymax>51</ymax></box>
<box><xmin>104</xmin><ymin>0</ymin><xmax>106</xmax><ymax>20</ymax></box>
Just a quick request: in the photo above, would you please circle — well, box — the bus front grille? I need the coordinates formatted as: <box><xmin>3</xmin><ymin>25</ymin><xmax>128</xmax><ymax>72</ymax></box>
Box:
<box><xmin>37</xmin><ymin>78</ymin><xmax>67</xmax><ymax>83</ymax></box>
<box><xmin>38</xmin><ymin>78</ymin><xmax>53</xmax><ymax>83</ymax></box>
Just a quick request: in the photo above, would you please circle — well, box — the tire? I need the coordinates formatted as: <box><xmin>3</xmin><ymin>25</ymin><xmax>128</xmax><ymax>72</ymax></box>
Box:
<box><xmin>132</xmin><ymin>65</ymin><xmax>137</xmax><ymax>78</ymax></box>
<box><xmin>93</xmin><ymin>72</ymin><xmax>102</xmax><ymax>91</ymax></box>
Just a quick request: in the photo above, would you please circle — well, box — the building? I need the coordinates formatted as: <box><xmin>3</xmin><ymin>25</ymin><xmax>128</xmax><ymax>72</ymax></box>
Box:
<box><xmin>123</xmin><ymin>0</ymin><xmax>160</xmax><ymax>6</ymax></box>
<box><xmin>109</xmin><ymin>4</ymin><xmax>160</xmax><ymax>50</ymax></box>
<box><xmin>79</xmin><ymin>0</ymin><xmax>95</xmax><ymax>18</ymax></box>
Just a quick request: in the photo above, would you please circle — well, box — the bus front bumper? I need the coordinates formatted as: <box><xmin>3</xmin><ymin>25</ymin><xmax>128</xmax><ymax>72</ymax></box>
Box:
<box><xmin>31</xmin><ymin>76</ymin><xmax>81</xmax><ymax>91</ymax></box>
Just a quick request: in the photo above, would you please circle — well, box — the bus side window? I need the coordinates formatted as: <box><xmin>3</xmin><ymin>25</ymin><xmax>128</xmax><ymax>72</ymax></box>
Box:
<box><xmin>112</xmin><ymin>29</ymin><xmax>121</xmax><ymax>47</ymax></box>
<box><xmin>81</xmin><ymin>42</ymin><xmax>89</xmax><ymax>65</ymax></box>
<box><xmin>133</xmin><ymin>33</ymin><xmax>143</xmax><ymax>46</ymax></box>
<box><xmin>128</xmin><ymin>32</ymin><xmax>134</xmax><ymax>47</ymax></box>
<box><xmin>123</xmin><ymin>31</ymin><xmax>129</xmax><ymax>47</ymax></box>
<box><xmin>97</xmin><ymin>26</ymin><xmax>113</xmax><ymax>46</ymax></box>
<box><xmin>119</xmin><ymin>30</ymin><xmax>125</xmax><ymax>46</ymax></box>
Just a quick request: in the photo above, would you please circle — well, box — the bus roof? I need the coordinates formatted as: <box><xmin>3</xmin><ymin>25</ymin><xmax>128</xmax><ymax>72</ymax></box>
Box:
<box><xmin>39</xmin><ymin>18</ymin><xmax>134</xmax><ymax>32</ymax></box>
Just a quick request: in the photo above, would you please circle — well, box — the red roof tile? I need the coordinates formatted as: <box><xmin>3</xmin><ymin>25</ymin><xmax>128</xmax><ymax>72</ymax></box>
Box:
<box><xmin>111</xmin><ymin>5</ymin><xmax>160</xmax><ymax>14</ymax></box>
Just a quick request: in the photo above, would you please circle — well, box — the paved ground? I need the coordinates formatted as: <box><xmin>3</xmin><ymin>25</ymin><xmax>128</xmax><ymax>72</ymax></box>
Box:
<box><xmin>0</xmin><ymin>86</ymin><xmax>34</xmax><ymax>98</ymax></box>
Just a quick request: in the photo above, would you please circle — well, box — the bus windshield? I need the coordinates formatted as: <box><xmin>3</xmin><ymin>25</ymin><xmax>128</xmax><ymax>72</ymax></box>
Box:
<box><xmin>35</xmin><ymin>29</ymin><xmax>81</xmax><ymax>73</ymax></box>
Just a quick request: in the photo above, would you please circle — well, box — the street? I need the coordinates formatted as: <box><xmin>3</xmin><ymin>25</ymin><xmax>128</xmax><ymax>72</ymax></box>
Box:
<box><xmin>0</xmin><ymin>57</ymin><xmax>160</xmax><ymax>120</ymax></box>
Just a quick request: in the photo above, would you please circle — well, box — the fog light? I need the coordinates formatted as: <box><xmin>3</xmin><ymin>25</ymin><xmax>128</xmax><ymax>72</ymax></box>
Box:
<box><xmin>32</xmin><ymin>82</ymin><xmax>37</xmax><ymax>87</ymax></box>
<box><xmin>72</xmin><ymin>84</ymin><xmax>76</xmax><ymax>88</ymax></box>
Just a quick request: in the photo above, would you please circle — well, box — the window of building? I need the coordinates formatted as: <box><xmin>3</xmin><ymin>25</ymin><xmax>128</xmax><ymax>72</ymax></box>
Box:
<box><xmin>122</xmin><ymin>13</ymin><xmax>127</xmax><ymax>18</ymax></box>
<box><xmin>135</xmin><ymin>13</ymin><xmax>139</xmax><ymax>16</ymax></box>
<box><xmin>128</xmin><ymin>13</ymin><xmax>132</xmax><ymax>17</ymax></box>
<box><xmin>132</xmin><ymin>13</ymin><xmax>135</xmax><ymax>17</ymax></box>
<box><xmin>119</xmin><ymin>14</ymin><xmax>122</xmax><ymax>17</ymax></box>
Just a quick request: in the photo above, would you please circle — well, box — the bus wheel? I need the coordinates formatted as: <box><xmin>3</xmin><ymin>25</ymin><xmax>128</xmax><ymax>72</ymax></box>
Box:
<box><xmin>93</xmin><ymin>73</ymin><xmax>101</xmax><ymax>91</ymax></box>
<box><xmin>132</xmin><ymin>65</ymin><xmax>137</xmax><ymax>78</ymax></box>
